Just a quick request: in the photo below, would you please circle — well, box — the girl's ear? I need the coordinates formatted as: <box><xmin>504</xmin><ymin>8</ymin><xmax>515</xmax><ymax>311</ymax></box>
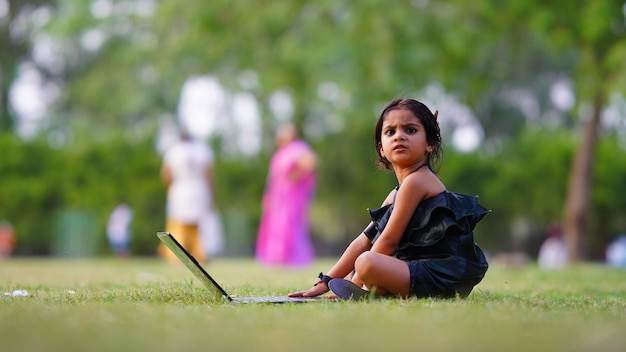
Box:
<box><xmin>378</xmin><ymin>143</ymin><xmax>386</xmax><ymax>159</ymax></box>
<box><xmin>426</xmin><ymin>144</ymin><xmax>434</xmax><ymax>153</ymax></box>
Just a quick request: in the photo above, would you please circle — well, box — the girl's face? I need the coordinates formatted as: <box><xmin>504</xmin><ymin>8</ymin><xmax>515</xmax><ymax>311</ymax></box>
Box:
<box><xmin>378</xmin><ymin>108</ymin><xmax>433</xmax><ymax>169</ymax></box>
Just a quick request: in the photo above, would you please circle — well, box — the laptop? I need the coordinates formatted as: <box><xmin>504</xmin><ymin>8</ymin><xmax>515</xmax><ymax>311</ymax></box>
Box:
<box><xmin>156</xmin><ymin>232</ymin><xmax>325</xmax><ymax>303</ymax></box>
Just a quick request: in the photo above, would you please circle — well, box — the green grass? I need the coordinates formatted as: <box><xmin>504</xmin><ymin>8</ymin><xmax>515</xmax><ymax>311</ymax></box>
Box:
<box><xmin>1</xmin><ymin>258</ymin><xmax>625</xmax><ymax>352</ymax></box>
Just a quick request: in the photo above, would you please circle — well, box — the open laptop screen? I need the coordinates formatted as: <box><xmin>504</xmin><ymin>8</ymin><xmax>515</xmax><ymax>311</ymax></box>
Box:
<box><xmin>157</xmin><ymin>232</ymin><xmax>232</xmax><ymax>302</ymax></box>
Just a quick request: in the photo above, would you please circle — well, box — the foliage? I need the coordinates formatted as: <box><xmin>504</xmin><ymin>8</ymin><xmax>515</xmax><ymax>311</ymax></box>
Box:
<box><xmin>442</xmin><ymin>128</ymin><xmax>626</xmax><ymax>256</ymax></box>
<box><xmin>2</xmin><ymin>126</ymin><xmax>626</xmax><ymax>258</ymax></box>
<box><xmin>590</xmin><ymin>135</ymin><xmax>626</xmax><ymax>252</ymax></box>
<box><xmin>0</xmin><ymin>133</ymin><xmax>164</xmax><ymax>255</ymax></box>
<box><xmin>36</xmin><ymin>0</ymin><xmax>590</xmax><ymax>143</ymax></box>
<box><xmin>0</xmin><ymin>0</ymin><xmax>57</xmax><ymax>132</ymax></box>
<box><xmin>2</xmin><ymin>0</ymin><xmax>626</xmax><ymax>260</ymax></box>
<box><xmin>441</xmin><ymin>129</ymin><xmax>573</xmax><ymax>252</ymax></box>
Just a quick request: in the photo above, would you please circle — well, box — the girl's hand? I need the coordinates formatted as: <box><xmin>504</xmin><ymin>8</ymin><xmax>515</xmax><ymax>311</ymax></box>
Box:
<box><xmin>288</xmin><ymin>282</ymin><xmax>329</xmax><ymax>298</ymax></box>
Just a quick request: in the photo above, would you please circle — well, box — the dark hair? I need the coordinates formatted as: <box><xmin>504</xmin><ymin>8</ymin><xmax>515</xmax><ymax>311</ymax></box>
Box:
<box><xmin>373</xmin><ymin>98</ymin><xmax>442</xmax><ymax>172</ymax></box>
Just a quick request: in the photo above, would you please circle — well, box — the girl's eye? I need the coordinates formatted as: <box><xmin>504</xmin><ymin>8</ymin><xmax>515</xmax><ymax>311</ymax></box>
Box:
<box><xmin>406</xmin><ymin>128</ymin><xmax>416</xmax><ymax>134</ymax></box>
<box><xmin>384</xmin><ymin>129</ymin><xmax>394</xmax><ymax>136</ymax></box>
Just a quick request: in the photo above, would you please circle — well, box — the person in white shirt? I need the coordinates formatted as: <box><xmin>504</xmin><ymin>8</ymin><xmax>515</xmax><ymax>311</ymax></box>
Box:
<box><xmin>158</xmin><ymin>131</ymin><xmax>220</xmax><ymax>263</ymax></box>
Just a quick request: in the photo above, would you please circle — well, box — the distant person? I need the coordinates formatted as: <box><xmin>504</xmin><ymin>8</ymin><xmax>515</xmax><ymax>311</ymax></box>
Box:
<box><xmin>0</xmin><ymin>221</ymin><xmax>16</xmax><ymax>258</ymax></box>
<box><xmin>255</xmin><ymin>123</ymin><xmax>317</xmax><ymax>267</ymax></box>
<box><xmin>289</xmin><ymin>98</ymin><xmax>489</xmax><ymax>300</ymax></box>
<box><xmin>106</xmin><ymin>201</ymin><xmax>133</xmax><ymax>257</ymax></box>
<box><xmin>537</xmin><ymin>223</ymin><xmax>567</xmax><ymax>269</ymax></box>
<box><xmin>606</xmin><ymin>235</ymin><xmax>626</xmax><ymax>268</ymax></box>
<box><xmin>158</xmin><ymin>130</ymin><xmax>222</xmax><ymax>263</ymax></box>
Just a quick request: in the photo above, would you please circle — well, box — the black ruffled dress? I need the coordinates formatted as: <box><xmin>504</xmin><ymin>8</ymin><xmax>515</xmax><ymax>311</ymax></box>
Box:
<box><xmin>363</xmin><ymin>190</ymin><xmax>489</xmax><ymax>298</ymax></box>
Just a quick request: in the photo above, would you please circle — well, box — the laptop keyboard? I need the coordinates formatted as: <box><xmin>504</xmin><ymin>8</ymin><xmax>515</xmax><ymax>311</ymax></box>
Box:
<box><xmin>232</xmin><ymin>296</ymin><xmax>322</xmax><ymax>303</ymax></box>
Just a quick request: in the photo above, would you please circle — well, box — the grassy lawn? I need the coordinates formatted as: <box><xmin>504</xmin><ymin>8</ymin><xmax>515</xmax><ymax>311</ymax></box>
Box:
<box><xmin>1</xmin><ymin>257</ymin><xmax>625</xmax><ymax>352</ymax></box>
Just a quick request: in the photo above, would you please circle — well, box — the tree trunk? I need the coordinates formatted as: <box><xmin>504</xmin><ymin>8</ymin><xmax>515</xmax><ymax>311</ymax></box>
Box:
<box><xmin>0</xmin><ymin>87</ymin><xmax>12</xmax><ymax>132</ymax></box>
<box><xmin>562</xmin><ymin>94</ymin><xmax>603</xmax><ymax>262</ymax></box>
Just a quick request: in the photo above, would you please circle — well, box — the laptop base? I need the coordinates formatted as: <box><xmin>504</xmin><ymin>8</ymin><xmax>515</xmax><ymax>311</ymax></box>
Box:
<box><xmin>156</xmin><ymin>232</ymin><xmax>329</xmax><ymax>304</ymax></box>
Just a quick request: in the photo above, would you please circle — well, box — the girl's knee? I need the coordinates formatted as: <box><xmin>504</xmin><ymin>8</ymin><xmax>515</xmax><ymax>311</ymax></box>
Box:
<box><xmin>355</xmin><ymin>252</ymin><xmax>378</xmax><ymax>280</ymax></box>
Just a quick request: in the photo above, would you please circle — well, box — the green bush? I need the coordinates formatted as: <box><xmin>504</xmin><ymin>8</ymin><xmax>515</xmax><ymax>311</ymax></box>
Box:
<box><xmin>1</xmin><ymin>127</ymin><xmax>625</xmax><ymax>259</ymax></box>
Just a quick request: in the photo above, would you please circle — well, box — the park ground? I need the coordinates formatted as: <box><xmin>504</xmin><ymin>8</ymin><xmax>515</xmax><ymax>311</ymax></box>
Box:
<box><xmin>1</xmin><ymin>257</ymin><xmax>625</xmax><ymax>352</ymax></box>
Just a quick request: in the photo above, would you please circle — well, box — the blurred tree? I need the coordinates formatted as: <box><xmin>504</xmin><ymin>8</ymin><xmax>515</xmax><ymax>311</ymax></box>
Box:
<box><xmin>524</xmin><ymin>1</ymin><xmax>626</xmax><ymax>261</ymax></box>
<box><xmin>36</xmin><ymin>0</ymin><xmax>167</xmax><ymax>142</ymax></box>
<box><xmin>4</xmin><ymin>0</ymin><xmax>626</xmax><ymax>259</ymax></box>
<box><xmin>444</xmin><ymin>0</ymin><xmax>626</xmax><ymax>261</ymax></box>
<box><xmin>0</xmin><ymin>0</ymin><xmax>55</xmax><ymax>133</ymax></box>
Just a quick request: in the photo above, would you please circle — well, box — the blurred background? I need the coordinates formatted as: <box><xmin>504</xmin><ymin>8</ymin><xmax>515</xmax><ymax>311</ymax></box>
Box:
<box><xmin>1</xmin><ymin>0</ymin><xmax>625</xmax><ymax>263</ymax></box>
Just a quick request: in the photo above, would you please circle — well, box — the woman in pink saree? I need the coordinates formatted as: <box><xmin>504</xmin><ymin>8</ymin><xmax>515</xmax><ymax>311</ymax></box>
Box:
<box><xmin>256</xmin><ymin>124</ymin><xmax>317</xmax><ymax>267</ymax></box>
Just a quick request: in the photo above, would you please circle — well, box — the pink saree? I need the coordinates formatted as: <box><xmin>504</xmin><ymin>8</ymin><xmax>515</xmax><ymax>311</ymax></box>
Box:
<box><xmin>255</xmin><ymin>140</ymin><xmax>316</xmax><ymax>266</ymax></box>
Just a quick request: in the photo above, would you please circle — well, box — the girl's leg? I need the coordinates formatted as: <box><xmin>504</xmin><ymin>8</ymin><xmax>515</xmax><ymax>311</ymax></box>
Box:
<box><xmin>347</xmin><ymin>270</ymin><xmax>365</xmax><ymax>288</ymax></box>
<box><xmin>354</xmin><ymin>251</ymin><xmax>410</xmax><ymax>297</ymax></box>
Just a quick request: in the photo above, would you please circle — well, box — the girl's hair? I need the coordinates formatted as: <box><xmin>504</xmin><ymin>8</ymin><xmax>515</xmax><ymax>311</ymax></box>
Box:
<box><xmin>373</xmin><ymin>98</ymin><xmax>443</xmax><ymax>172</ymax></box>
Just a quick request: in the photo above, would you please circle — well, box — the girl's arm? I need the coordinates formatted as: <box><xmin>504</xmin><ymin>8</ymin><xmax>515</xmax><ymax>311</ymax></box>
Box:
<box><xmin>288</xmin><ymin>232</ymin><xmax>372</xmax><ymax>297</ymax></box>
<box><xmin>325</xmin><ymin>233</ymin><xmax>372</xmax><ymax>279</ymax></box>
<box><xmin>287</xmin><ymin>188</ymin><xmax>397</xmax><ymax>298</ymax></box>
<box><xmin>370</xmin><ymin>173</ymin><xmax>434</xmax><ymax>255</ymax></box>
<box><xmin>315</xmin><ymin>189</ymin><xmax>399</xmax><ymax>282</ymax></box>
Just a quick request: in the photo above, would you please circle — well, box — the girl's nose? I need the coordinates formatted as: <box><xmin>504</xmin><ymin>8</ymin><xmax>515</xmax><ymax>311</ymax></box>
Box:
<box><xmin>394</xmin><ymin>131</ymin><xmax>406</xmax><ymax>141</ymax></box>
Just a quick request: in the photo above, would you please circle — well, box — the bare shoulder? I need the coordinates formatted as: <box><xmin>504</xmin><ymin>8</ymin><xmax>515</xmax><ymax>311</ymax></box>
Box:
<box><xmin>401</xmin><ymin>169</ymin><xmax>446</xmax><ymax>199</ymax></box>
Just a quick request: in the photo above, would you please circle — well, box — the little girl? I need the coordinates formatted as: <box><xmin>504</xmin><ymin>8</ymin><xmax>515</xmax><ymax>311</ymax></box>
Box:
<box><xmin>289</xmin><ymin>98</ymin><xmax>489</xmax><ymax>300</ymax></box>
